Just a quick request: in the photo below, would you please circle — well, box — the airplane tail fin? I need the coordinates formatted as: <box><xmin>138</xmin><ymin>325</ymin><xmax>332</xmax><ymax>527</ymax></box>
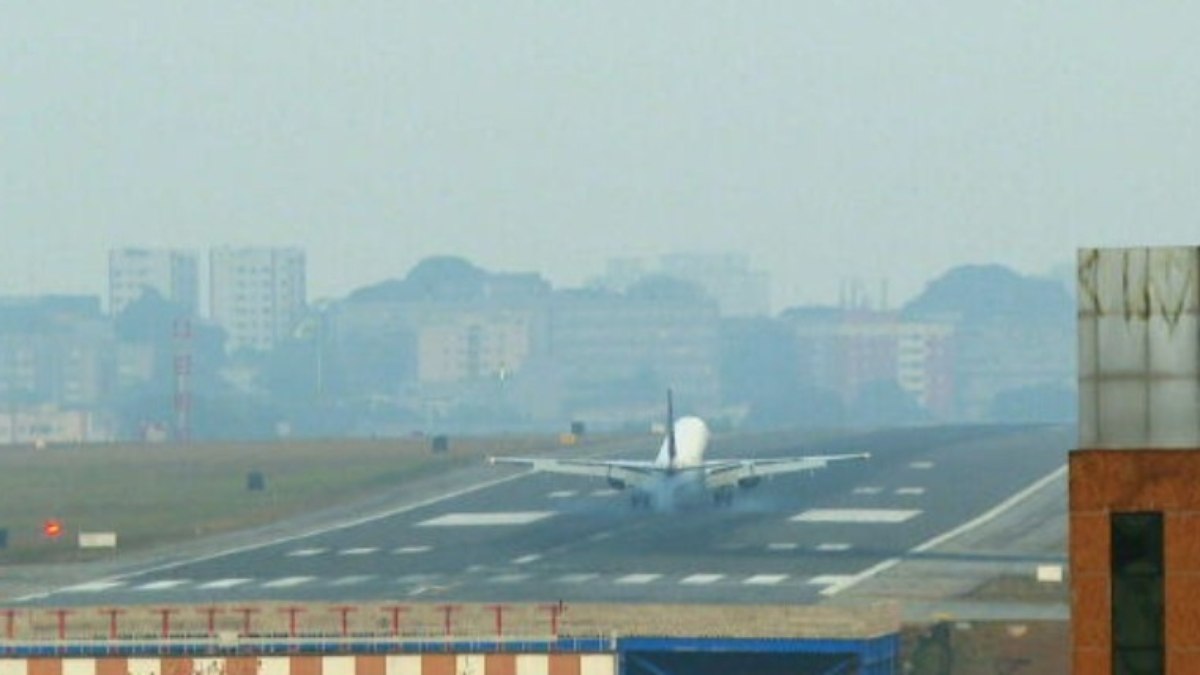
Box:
<box><xmin>666</xmin><ymin>389</ymin><xmax>677</xmax><ymax>468</ymax></box>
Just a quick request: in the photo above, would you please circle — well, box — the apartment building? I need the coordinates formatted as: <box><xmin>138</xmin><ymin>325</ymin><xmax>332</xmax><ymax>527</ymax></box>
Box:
<box><xmin>108</xmin><ymin>248</ymin><xmax>199</xmax><ymax>316</ymax></box>
<box><xmin>209</xmin><ymin>247</ymin><xmax>306</xmax><ymax>353</ymax></box>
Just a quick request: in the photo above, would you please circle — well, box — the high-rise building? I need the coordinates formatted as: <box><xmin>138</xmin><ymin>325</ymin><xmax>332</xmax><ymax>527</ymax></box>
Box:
<box><xmin>108</xmin><ymin>249</ymin><xmax>199</xmax><ymax>316</ymax></box>
<box><xmin>209</xmin><ymin>247</ymin><xmax>306</xmax><ymax>353</ymax></box>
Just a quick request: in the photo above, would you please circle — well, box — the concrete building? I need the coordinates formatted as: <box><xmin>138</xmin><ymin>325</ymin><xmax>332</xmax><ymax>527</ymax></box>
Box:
<box><xmin>209</xmin><ymin>247</ymin><xmax>306</xmax><ymax>353</ymax></box>
<box><xmin>782</xmin><ymin>307</ymin><xmax>955</xmax><ymax>418</ymax></box>
<box><xmin>108</xmin><ymin>248</ymin><xmax>199</xmax><ymax>316</ymax></box>
<box><xmin>1071</xmin><ymin>246</ymin><xmax>1200</xmax><ymax>673</ymax></box>
<box><xmin>550</xmin><ymin>280</ymin><xmax>721</xmax><ymax>420</ymax></box>
<box><xmin>0</xmin><ymin>296</ymin><xmax>114</xmax><ymax>410</ymax></box>
<box><xmin>416</xmin><ymin>309</ymin><xmax>534</xmax><ymax>384</ymax></box>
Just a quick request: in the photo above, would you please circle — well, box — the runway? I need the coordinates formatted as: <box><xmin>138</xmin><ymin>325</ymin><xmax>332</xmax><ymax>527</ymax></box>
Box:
<box><xmin>13</xmin><ymin>425</ymin><xmax>1069</xmax><ymax>607</ymax></box>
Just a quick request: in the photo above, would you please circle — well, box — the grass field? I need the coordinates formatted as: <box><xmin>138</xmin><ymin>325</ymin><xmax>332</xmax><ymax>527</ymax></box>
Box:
<box><xmin>0</xmin><ymin>433</ymin><xmax>613</xmax><ymax>564</ymax></box>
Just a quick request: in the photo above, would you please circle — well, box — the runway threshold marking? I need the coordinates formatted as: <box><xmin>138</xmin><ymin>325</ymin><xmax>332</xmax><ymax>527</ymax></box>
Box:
<box><xmin>820</xmin><ymin>464</ymin><xmax>1068</xmax><ymax>597</ymax></box>
<box><xmin>680</xmin><ymin>574</ymin><xmax>724</xmax><ymax>585</ymax></box>
<box><xmin>331</xmin><ymin>575</ymin><xmax>374</xmax><ymax>586</ymax></box>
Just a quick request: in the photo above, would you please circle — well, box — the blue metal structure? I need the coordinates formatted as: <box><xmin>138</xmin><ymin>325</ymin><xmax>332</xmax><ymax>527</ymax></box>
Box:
<box><xmin>618</xmin><ymin>635</ymin><xmax>900</xmax><ymax>675</ymax></box>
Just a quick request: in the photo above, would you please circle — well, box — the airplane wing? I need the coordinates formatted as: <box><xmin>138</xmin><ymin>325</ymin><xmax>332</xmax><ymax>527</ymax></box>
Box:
<box><xmin>702</xmin><ymin>452</ymin><xmax>870</xmax><ymax>489</ymax></box>
<box><xmin>489</xmin><ymin>456</ymin><xmax>664</xmax><ymax>488</ymax></box>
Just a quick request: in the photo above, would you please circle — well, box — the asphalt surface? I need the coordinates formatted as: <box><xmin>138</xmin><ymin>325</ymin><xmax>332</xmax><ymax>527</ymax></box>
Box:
<box><xmin>9</xmin><ymin>425</ymin><xmax>1069</xmax><ymax>607</ymax></box>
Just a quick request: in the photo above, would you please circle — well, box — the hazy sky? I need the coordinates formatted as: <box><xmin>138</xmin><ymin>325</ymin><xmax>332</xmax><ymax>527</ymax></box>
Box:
<box><xmin>4</xmin><ymin>3</ymin><xmax>1198</xmax><ymax>310</ymax></box>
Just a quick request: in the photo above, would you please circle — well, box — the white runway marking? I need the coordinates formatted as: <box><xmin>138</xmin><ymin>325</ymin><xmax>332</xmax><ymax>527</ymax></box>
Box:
<box><xmin>62</xmin><ymin>580</ymin><xmax>124</xmax><ymax>593</ymax></box>
<box><xmin>338</xmin><ymin>547</ymin><xmax>378</xmax><ymax>556</ymax></box>
<box><xmin>809</xmin><ymin>575</ymin><xmax>856</xmax><ymax>587</ymax></box>
<box><xmin>287</xmin><ymin>548</ymin><xmax>327</xmax><ymax>557</ymax></box>
<box><xmin>490</xmin><ymin>574</ymin><xmax>532</xmax><ymax>584</ymax></box>
<box><xmin>331</xmin><ymin>575</ymin><xmax>374</xmax><ymax>586</ymax></box>
<box><xmin>909</xmin><ymin>461</ymin><xmax>935</xmax><ymax>469</ymax></box>
<box><xmin>393</xmin><ymin>546</ymin><xmax>432</xmax><ymax>554</ymax></box>
<box><xmin>548</xmin><ymin>490</ymin><xmax>577</xmax><ymax>499</ymax></box>
<box><xmin>680</xmin><ymin>574</ymin><xmax>724</xmax><ymax>585</ymax></box>
<box><xmin>512</xmin><ymin>554</ymin><xmax>542</xmax><ymax>565</ymax></box>
<box><xmin>853</xmin><ymin>487</ymin><xmax>883</xmax><ymax>495</ymax></box>
<box><xmin>555</xmin><ymin>573</ymin><xmax>598</xmax><ymax>584</ymax></box>
<box><xmin>591</xmin><ymin>489</ymin><xmax>620</xmax><ymax>497</ymax></box>
<box><xmin>896</xmin><ymin>487</ymin><xmax>926</xmax><ymax>495</ymax></box>
<box><xmin>616</xmin><ymin>574</ymin><xmax>661</xmax><ymax>584</ymax></box>
<box><xmin>588</xmin><ymin>532</ymin><xmax>613</xmax><ymax>542</ymax></box>
<box><xmin>791</xmin><ymin>509</ymin><xmax>921</xmax><ymax>524</ymax></box>
<box><xmin>263</xmin><ymin>576</ymin><xmax>314</xmax><ymax>588</ymax></box>
<box><xmin>767</xmin><ymin>543</ymin><xmax>798</xmax><ymax>551</ymax></box>
<box><xmin>744</xmin><ymin>575</ymin><xmax>788</xmax><ymax>586</ymax></box>
<box><xmin>820</xmin><ymin>464</ymin><xmax>1068</xmax><ymax>597</ymax></box>
<box><xmin>417</xmin><ymin>511</ymin><xmax>555</xmax><ymax>527</ymax></box>
<box><xmin>816</xmin><ymin>543</ymin><xmax>853</xmax><ymax>552</ymax></box>
<box><xmin>198</xmin><ymin>578</ymin><xmax>251</xmax><ymax>589</ymax></box>
<box><xmin>136</xmin><ymin>579</ymin><xmax>188</xmax><ymax>591</ymax></box>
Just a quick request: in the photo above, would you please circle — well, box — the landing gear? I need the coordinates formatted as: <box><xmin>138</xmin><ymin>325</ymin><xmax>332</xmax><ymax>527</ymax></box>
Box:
<box><xmin>713</xmin><ymin>488</ymin><xmax>734</xmax><ymax>507</ymax></box>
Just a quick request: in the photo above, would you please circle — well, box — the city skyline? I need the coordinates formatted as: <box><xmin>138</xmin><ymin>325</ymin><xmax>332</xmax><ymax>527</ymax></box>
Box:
<box><xmin>6</xmin><ymin>4</ymin><xmax>1198</xmax><ymax>311</ymax></box>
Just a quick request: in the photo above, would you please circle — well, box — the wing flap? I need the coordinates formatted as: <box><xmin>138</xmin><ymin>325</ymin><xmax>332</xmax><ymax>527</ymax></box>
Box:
<box><xmin>703</xmin><ymin>452</ymin><xmax>869</xmax><ymax>488</ymax></box>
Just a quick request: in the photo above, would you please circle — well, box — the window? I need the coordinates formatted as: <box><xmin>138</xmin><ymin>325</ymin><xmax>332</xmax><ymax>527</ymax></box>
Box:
<box><xmin>1112</xmin><ymin>511</ymin><xmax>1164</xmax><ymax>675</ymax></box>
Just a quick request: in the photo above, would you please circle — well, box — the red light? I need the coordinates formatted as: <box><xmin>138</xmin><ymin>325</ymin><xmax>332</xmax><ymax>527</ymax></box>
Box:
<box><xmin>43</xmin><ymin>519</ymin><xmax>63</xmax><ymax>539</ymax></box>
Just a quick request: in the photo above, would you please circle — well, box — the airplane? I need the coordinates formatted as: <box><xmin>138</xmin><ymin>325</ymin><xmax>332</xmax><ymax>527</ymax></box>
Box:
<box><xmin>490</xmin><ymin>391</ymin><xmax>870</xmax><ymax>509</ymax></box>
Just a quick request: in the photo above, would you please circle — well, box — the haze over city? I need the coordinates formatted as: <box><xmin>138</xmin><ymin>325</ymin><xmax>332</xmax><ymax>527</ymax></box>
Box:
<box><xmin>5</xmin><ymin>3</ymin><xmax>1199</xmax><ymax>308</ymax></box>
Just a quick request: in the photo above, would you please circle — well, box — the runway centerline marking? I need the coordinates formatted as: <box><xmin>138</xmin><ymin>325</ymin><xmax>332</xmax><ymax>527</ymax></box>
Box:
<box><xmin>136</xmin><ymin>579</ymin><xmax>188</xmax><ymax>591</ymax></box>
<box><xmin>743</xmin><ymin>575</ymin><xmax>788</xmax><ymax>586</ymax></box>
<box><xmin>680</xmin><ymin>574</ymin><xmax>724</xmax><ymax>585</ymax></box>
<box><xmin>417</xmin><ymin>511</ymin><xmax>555</xmax><ymax>527</ymax></box>
<box><xmin>393</xmin><ymin>546</ymin><xmax>432</xmax><ymax>554</ymax></box>
<box><xmin>816</xmin><ymin>543</ymin><xmax>853</xmax><ymax>552</ymax></box>
<box><xmin>895</xmin><ymin>487</ymin><xmax>926</xmax><ymax>495</ymax></box>
<box><xmin>61</xmin><ymin>580</ymin><xmax>125</xmax><ymax>593</ymax></box>
<box><xmin>263</xmin><ymin>576</ymin><xmax>314</xmax><ymax>588</ymax></box>
<box><xmin>287</xmin><ymin>548</ymin><xmax>327</xmax><ymax>557</ymax></box>
<box><xmin>548</xmin><ymin>490</ymin><xmax>577</xmax><ymax>499</ymax></box>
<box><xmin>853</xmin><ymin>487</ymin><xmax>883</xmax><ymax>495</ymax></box>
<box><xmin>616</xmin><ymin>574</ymin><xmax>661</xmax><ymax>584</ymax></box>
<box><xmin>590</xmin><ymin>489</ymin><xmax>620</xmax><ymax>497</ymax></box>
<box><xmin>909</xmin><ymin>461</ymin><xmax>935</xmax><ymax>469</ymax></box>
<box><xmin>555</xmin><ymin>573</ymin><xmax>598</xmax><ymax>584</ymax></box>
<box><xmin>767</xmin><ymin>542</ymin><xmax>798</xmax><ymax>551</ymax></box>
<box><xmin>791</xmin><ymin>509</ymin><xmax>921</xmax><ymax>524</ymax></box>
<box><xmin>809</xmin><ymin>575</ymin><xmax>856</xmax><ymax>587</ymax></box>
<box><xmin>198</xmin><ymin>578</ymin><xmax>251</xmax><ymax>589</ymax></box>
<box><xmin>512</xmin><ymin>554</ymin><xmax>542</xmax><ymax>565</ymax></box>
<box><xmin>338</xmin><ymin>547</ymin><xmax>378</xmax><ymax>556</ymax></box>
